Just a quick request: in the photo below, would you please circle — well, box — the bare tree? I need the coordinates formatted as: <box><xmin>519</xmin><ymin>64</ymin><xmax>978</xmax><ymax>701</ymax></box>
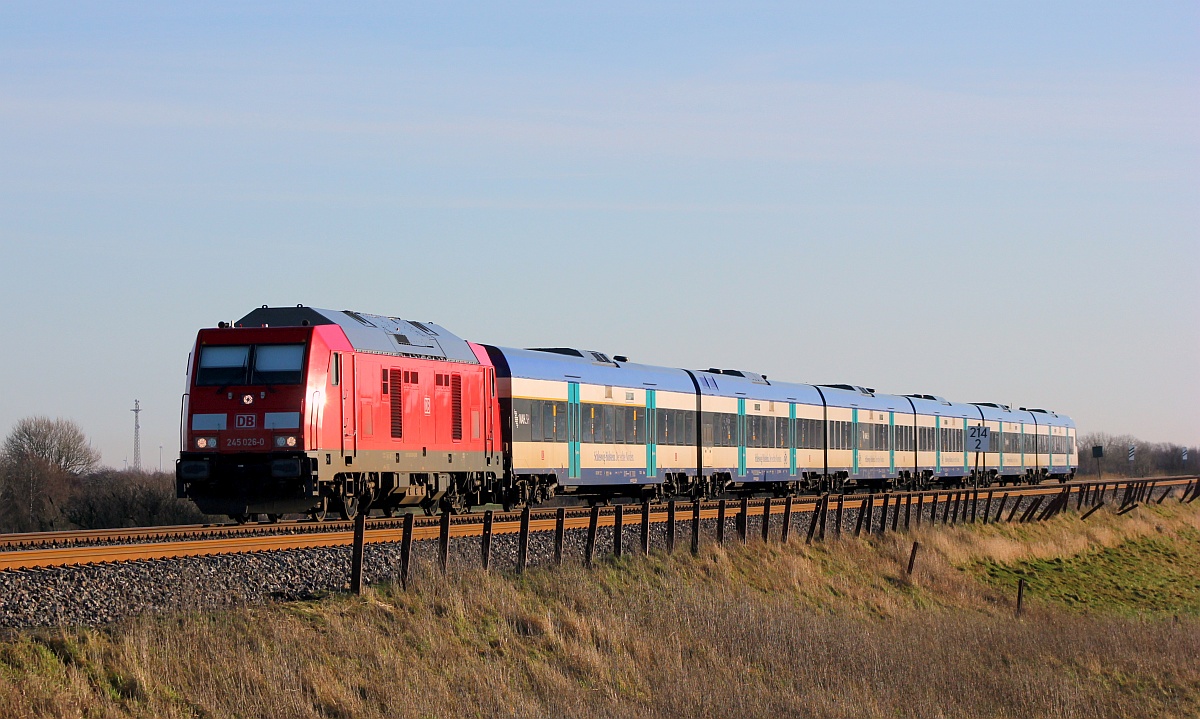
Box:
<box><xmin>1</xmin><ymin>416</ymin><xmax>100</xmax><ymax>475</ymax></box>
<box><xmin>0</xmin><ymin>417</ymin><xmax>99</xmax><ymax>532</ymax></box>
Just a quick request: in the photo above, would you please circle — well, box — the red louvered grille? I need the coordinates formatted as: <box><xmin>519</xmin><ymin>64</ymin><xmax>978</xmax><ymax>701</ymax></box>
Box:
<box><xmin>390</xmin><ymin>369</ymin><xmax>403</xmax><ymax>439</ymax></box>
<box><xmin>451</xmin><ymin>373</ymin><xmax>463</xmax><ymax>441</ymax></box>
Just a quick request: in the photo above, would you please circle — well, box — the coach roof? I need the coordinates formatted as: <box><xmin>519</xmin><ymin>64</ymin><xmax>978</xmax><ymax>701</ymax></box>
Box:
<box><xmin>234</xmin><ymin>306</ymin><xmax>479</xmax><ymax>364</ymax></box>
<box><xmin>490</xmin><ymin>346</ymin><xmax>697</xmax><ymax>393</ymax></box>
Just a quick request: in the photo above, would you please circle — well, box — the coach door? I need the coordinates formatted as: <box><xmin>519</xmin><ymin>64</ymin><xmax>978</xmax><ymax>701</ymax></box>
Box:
<box><xmin>737</xmin><ymin>397</ymin><xmax>747</xmax><ymax>477</ymax></box>
<box><xmin>567</xmin><ymin>382</ymin><xmax>581</xmax><ymax>479</ymax></box>
<box><xmin>646</xmin><ymin>389</ymin><xmax>657</xmax><ymax>479</ymax></box>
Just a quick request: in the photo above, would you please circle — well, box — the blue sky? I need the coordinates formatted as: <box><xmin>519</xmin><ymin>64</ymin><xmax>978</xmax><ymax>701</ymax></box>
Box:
<box><xmin>1</xmin><ymin>2</ymin><xmax>1196</xmax><ymax>466</ymax></box>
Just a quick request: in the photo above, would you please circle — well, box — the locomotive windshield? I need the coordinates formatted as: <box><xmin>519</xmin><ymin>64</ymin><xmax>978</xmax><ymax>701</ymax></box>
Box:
<box><xmin>252</xmin><ymin>344</ymin><xmax>305</xmax><ymax>384</ymax></box>
<box><xmin>196</xmin><ymin>344</ymin><xmax>306</xmax><ymax>386</ymax></box>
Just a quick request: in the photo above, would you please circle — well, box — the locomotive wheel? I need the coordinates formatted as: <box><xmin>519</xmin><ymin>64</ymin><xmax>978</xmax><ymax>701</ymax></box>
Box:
<box><xmin>229</xmin><ymin>513</ymin><xmax>251</xmax><ymax>524</ymax></box>
<box><xmin>339</xmin><ymin>494</ymin><xmax>360</xmax><ymax>521</ymax></box>
<box><xmin>310</xmin><ymin>498</ymin><xmax>329</xmax><ymax>522</ymax></box>
<box><xmin>265</xmin><ymin>513</ymin><xmax>281</xmax><ymax>523</ymax></box>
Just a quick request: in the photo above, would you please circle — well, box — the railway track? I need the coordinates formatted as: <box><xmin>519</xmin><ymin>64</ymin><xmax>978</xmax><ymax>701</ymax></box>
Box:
<box><xmin>0</xmin><ymin>476</ymin><xmax>1194</xmax><ymax>572</ymax></box>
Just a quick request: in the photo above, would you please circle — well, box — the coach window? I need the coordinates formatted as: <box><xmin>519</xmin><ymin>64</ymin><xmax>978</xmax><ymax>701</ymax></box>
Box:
<box><xmin>530</xmin><ymin>401</ymin><xmax>542</xmax><ymax>443</ymax></box>
<box><xmin>512</xmin><ymin>399</ymin><xmax>532</xmax><ymax>442</ymax></box>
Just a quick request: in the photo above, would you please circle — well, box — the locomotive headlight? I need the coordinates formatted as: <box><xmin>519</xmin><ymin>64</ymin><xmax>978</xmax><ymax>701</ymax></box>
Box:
<box><xmin>274</xmin><ymin>435</ymin><xmax>298</xmax><ymax>448</ymax></box>
<box><xmin>195</xmin><ymin>436</ymin><xmax>218</xmax><ymax>449</ymax></box>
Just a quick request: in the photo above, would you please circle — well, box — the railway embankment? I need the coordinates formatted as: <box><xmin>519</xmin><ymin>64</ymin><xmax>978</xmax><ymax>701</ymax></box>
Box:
<box><xmin>1</xmin><ymin>498</ymin><xmax>1198</xmax><ymax>718</ymax></box>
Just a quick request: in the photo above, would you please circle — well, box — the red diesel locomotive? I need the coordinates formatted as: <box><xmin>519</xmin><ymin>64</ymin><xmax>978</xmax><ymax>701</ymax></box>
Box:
<box><xmin>176</xmin><ymin>306</ymin><xmax>503</xmax><ymax>521</ymax></box>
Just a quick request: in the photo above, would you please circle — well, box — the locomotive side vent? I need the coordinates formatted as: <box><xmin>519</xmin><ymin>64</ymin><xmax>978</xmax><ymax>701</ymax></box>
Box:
<box><xmin>451</xmin><ymin>374</ymin><xmax>463</xmax><ymax>441</ymax></box>
<box><xmin>390</xmin><ymin>369</ymin><xmax>403</xmax><ymax>439</ymax></box>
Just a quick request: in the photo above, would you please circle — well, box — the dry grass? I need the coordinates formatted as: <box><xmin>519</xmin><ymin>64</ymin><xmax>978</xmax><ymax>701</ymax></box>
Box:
<box><xmin>2</xmin><ymin>501</ymin><xmax>1199</xmax><ymax>718</ymax></box>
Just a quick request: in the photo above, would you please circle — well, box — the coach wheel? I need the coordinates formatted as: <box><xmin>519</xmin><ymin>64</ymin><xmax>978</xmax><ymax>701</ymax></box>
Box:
<box><xmin>229</xmin><ymin>513</ymin><xmax>251</xmax><ymax>525</ymax></box>
<box><xmin>265</xmin><ymin>514</ymin><xmax>281</xmax><ymax>524</ymax></box>
<box><xmin>309</xmin><ymin>498</ymin><xmax>329</xmax><ymax>522</ymax></box>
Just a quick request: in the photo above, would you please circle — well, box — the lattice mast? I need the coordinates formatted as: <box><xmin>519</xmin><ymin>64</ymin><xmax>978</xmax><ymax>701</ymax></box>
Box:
<box><xmin>131</xmin><ymin>399</ymin><xmax>142</xmax><ymax>471</ymax></box>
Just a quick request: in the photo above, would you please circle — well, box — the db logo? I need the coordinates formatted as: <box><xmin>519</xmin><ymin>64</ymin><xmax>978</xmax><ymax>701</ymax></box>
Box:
<box><xmin>235</xmin><ymin>414</ymin><xmax>257</xmax><ymax>429</ymax></box>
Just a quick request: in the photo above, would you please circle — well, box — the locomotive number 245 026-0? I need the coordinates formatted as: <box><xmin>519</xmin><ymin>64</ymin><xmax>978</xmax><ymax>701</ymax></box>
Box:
<box><xmin>225</xmin><ymin>437</ymin><xmax>266</xmax><ymax>448</ymax></box>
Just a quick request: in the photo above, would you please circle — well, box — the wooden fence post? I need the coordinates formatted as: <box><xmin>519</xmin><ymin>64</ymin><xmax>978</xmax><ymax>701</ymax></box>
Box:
<box><xmin>738</xmin><ymin>497</ymin><xmax>748</xmax><ymax>545</ymax></box>
<box><xmin>663</xmin><ymin>499</ymin><xmax>674</xmax><ymax>552</ymax></box>
<box><xmin>553</xmin><ymin>507</ymin><xmax>565</xmax><ymax>566</ymax></box>
<box><xmin>818</xmin><ymin>493</ymin><xmax>829</xmax><ymax>541</ymax></box>
<box><xmin>717</xmin><ymin>499</ymin><xmax>726</xmax><ymax>544</ymax></box>
<box><xmin>482</xmin><ymin>509</ymin><xmax>494</xmax><ymax>571</ymax></box>
<box><xmin>1006</xmin><ymin>495</ymin><xmax>1022</xmax><ymax>522</ymax></box>
<box><xmin>691</xmin><ymin>499</ymin><xmax>701</xmax><ymax>555</ymax></box>
<box><xmin>806</xmin><ymin>496</ymin><xmax>820</xmax><ymax>544</ymax></box>
<box><xmin>439</xmin><ymin>509</ymin><xmax>451</xmax><ymax>574</ymax></box>
<box><xmin>350</xmin><ymin>507</ymin><xmax>367</xmax><ymax>595</ymax></box>
<box><xmin>585</xmin><ymin>506</ymin><xmax>599</xmax><ymax>567</ymax></box>
<box><xmin>613</xmin><ymin>504</ymin><xmax>623</xmax><ymax>559</ymax></box>
<box><xmin>907</xmin><ymin>541</ymin><xmax>920</xmax><ymax>575</ymax></box>
<box><xmin>781</xmin><ymin>496</ymin><xmax>792</xmax><ymax>544</ymax></box>
<box><xmin>835</xmin><ymin>494</ymin><xmax>845</xmax><ymax>537</ymax></box>
<box><xmin>641</xmin><ymin>501</ymin><xmax>651</xmax><ymax>555</ymax></box>
<box><xmin>761</xmin><ymin>497</ymin><xmax>772</xmax><ymax>543</ymax></box>
<box><xmin>400</xmin><ymin>512</ymin><xmax>414</xmax><ymax>590</ymax></box>
<box><xmin>517</xmin><ymin>505</ymin><xmax>530</xmax><ymax>573</ymax></box>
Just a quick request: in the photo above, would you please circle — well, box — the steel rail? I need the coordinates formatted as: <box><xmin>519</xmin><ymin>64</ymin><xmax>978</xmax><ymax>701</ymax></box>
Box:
<box><xmin>0</xmin><ymin>476</ymin><xmax>1193</xmax><ymax>571</ymax></box>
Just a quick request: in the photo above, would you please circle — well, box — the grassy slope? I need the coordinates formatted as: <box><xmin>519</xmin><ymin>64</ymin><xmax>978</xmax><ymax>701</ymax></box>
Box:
<box><xmin>1</xmin><ymin>502</ymin><xmax>1199</xmax><ymax>718</ymax></box>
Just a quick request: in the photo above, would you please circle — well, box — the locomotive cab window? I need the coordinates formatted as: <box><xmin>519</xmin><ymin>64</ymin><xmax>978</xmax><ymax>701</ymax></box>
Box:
<box><xmin>196</xmin><ymin>345</ymin><xmax>249</xmax><ymax>386</ymax></box>
<box><xmin>252</xmin><ymin>344</ymin><xmax>305</xmax><ymax>385</ymax></box>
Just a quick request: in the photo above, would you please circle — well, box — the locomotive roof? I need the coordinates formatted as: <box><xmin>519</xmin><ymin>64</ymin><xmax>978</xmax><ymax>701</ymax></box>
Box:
<box><xmin>235</xmin><ymin>306</ymin><xmax>480</xmax><ymax>364</ymax></box>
